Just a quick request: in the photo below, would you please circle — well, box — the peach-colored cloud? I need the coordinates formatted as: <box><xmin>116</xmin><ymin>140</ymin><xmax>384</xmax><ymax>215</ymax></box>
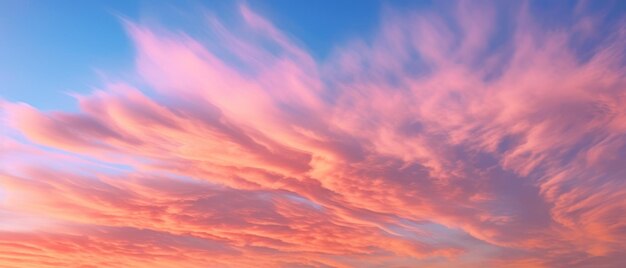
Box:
<box><xmin>1</xmin><ymin>1</ymin><xmax>626</xmax><ymax>267</ymax></box>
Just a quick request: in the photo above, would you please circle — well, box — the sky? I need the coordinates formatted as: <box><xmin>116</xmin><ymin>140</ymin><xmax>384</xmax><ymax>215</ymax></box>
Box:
<box><xmin>1</xmin><ymin>0</ymin><xmax>626</xmax><ymax>267</ymax></box>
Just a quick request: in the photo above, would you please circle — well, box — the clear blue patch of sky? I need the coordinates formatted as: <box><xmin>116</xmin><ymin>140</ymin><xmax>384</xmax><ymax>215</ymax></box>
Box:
<box><xmin>0</xmin><ymin>0</ymin><xmax>138</xmax><ymax>110</ymax></box>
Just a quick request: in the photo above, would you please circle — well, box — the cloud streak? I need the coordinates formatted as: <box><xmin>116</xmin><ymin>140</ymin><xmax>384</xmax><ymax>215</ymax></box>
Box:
<box><xmin>1</xmin><ymin>1</ymin><xmax>626</xmax><ymax>267</ymax></box>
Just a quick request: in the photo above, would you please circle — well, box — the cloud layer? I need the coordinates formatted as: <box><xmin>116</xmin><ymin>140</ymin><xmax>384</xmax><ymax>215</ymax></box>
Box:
<box><xmin>2</xmin><ymin>1</ymin><xmax>626</xmax><ymax>267</ymax></box>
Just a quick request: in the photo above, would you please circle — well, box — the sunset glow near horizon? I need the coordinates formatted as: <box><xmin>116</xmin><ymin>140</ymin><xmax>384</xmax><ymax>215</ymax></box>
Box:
<box><xmin>1</xmin><ymin>1</ymin><xmax>626</xmax><ymax>267</ymax></box>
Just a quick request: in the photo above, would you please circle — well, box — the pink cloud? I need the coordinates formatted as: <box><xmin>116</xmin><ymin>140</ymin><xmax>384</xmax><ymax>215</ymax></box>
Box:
<box><xmin>1</xmin><ymin>2</ymin><xmax>626</xmax><ymax>267</ymax></box>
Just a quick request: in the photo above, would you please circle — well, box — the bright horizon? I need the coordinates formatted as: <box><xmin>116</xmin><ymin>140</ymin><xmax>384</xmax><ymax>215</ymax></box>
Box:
<box><xmin>1</xmin><ymin>1</ymin><xmax>626</xmax><ymax>267</ymax></box>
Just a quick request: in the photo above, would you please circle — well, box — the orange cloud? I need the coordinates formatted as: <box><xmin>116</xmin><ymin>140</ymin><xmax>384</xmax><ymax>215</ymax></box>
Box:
<box><xmin>1</xmin><ymin>1</ymin><xmax>626</xmax><ymax>267</ymax></box>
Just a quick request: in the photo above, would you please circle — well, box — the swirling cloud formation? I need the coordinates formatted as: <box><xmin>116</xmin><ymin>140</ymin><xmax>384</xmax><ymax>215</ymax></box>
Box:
<box><xmin>1</xmin><ymin>1</ymin><xmax>626</xmax><ymax>267</ymax></box>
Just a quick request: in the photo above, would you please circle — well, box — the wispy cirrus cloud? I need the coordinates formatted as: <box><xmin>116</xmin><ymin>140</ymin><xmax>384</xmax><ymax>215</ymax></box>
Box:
<box><xmin>1</xmin><ymin>1</ymin><xmax>626</xmax><ymax>267</ymax></box>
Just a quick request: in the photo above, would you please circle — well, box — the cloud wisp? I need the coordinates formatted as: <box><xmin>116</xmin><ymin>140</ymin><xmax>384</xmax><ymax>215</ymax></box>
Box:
<box><xmin>1</xmin><ymin>2</ymin><xmax>626</xmax><ymax>267</ymax></box>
